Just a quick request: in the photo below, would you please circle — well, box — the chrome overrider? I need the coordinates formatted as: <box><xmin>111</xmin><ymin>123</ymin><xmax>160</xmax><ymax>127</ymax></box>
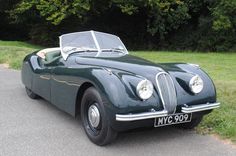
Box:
<box><xmin>116</xmin><ymin>102</ymin><xmax>220</xmax><ymax>121</ymax></box>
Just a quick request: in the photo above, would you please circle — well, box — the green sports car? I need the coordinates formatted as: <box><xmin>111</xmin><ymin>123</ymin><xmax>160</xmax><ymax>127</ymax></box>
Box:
<box><xmin>22</xmin><ymin>31</ymin><xmax>220</xmax><ymax>145</ymax></box>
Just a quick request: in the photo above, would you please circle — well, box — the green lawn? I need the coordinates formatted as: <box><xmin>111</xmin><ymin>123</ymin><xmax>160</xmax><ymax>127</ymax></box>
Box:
<box><xmin>0</xmin><ymin>41</ymin><xmax>42</xmax><ymax>69</ymax></box>
<box><xmin>0</xmin><ymin>41</ymin><xmax>235</xmax><ymax>143</ymax></box>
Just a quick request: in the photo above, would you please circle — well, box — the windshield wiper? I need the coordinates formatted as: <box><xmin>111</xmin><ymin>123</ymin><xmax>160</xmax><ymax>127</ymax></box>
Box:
<box><xmin>101</xmin><ymin>48</ymin><xmax>125</xmax><ymax>53</ymax></box>
<box><xmin>63</xmin><ymin>46</ymin><xmax>97</xmax><ymax>53</ymax></box>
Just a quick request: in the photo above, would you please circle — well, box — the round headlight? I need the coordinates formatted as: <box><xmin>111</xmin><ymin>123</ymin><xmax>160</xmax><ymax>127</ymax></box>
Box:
<box><xmin>136</xmin><ymin>79</ymin><xmax>154</xmax><ymax>100</ymax></box>
<box><xmin>189</xmin><ymin>75</ymin><xmax>204</xmax><ymax>94</ymax></box>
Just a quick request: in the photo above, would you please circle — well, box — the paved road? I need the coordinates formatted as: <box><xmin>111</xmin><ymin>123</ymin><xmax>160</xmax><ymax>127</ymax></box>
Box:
<box><xmin>0</xmin><ymin>65</ymin><xmax>235</xmax><ymax>156</ymax></box>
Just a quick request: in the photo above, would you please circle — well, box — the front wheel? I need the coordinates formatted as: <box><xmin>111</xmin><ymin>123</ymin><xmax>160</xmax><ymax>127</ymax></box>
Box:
<box><xmin>81</xmin><ymin>87</ymin><xmax>117</xmax><ymax>146</ymax></box>
<box><xmin>178</xmin><ymin>116</ymin><xmax>203</xmax><ymax>129</ymax></box>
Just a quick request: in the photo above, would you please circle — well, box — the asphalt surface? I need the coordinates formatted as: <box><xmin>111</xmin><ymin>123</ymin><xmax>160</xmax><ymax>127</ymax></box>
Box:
<box><xmin>0</xmin><ymin>65</ymin><xmax>235</xmax><ymax>156</ymax></box>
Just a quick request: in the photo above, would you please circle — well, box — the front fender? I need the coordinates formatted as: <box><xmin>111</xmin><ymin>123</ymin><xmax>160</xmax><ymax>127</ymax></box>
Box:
<box><xmin>164</xmin><ymin>63</ymin><xmax>217</xmax><ymax>106</ymax></box>
<box><xmin>86</xmin><ymin>68</ymin><xmax>162</xmax><ymax>114</ymax></box>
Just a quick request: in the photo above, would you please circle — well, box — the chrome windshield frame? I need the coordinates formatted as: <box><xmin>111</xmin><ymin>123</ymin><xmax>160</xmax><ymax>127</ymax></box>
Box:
<box><xmin>91</xmin><ymin>30</ymin><xmax>102</xmax><ymax>57</ymax></box>
<box><xmin>59</xmin><ymin>30</ymin><xmax>128</xmax><ymax>60</ymax></box>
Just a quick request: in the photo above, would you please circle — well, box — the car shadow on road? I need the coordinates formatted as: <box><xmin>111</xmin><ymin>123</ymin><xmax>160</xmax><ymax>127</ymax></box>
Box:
<box><xmin>114</xmin><ymin>126</ymin><xmax>194</xmax><ymax>146</ymax></box>
<box><xmin>34</xmin><ymin>95</ymin><xmax>197</xmax><ymax>147</ymax></box>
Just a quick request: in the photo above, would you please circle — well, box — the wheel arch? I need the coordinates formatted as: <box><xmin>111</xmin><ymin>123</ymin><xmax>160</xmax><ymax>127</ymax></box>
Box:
<box><xmin>75</xmin><ymin>82</ymin><xmax>94</xmax><ymax>117</ymax></box>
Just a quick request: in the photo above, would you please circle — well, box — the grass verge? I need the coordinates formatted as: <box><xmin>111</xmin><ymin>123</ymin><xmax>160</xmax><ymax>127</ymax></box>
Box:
<box><xmin>0</xmin><ymin>41</ymin><xmax>235</xmax><ymax>143</ymax></box>
<box><xmin>0</xmin><ymin>40</ymin><xmax>41</xmax><ymax>69</ymax></box>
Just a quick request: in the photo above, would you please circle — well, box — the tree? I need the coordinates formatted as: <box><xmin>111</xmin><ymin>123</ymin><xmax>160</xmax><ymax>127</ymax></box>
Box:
<box><xmin>5</xmin><ymin>0</ymin><xmax>236</xmax><ymax>51</ymax></box>
<box><xmin>9</xmin><ymin>0</ymin><xmax>192</xmax><ymax>38</ymax></box>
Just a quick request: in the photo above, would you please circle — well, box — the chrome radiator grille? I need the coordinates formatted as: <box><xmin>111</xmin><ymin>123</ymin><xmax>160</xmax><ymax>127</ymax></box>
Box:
<box><xmin>156</xmin><ymin>72</ymin><xmax>177</xmax><ymax>114</ymax></box>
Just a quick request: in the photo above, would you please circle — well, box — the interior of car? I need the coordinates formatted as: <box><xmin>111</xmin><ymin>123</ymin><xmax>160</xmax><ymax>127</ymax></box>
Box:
<box><xmin>37</xmin><ymin>48</ymin><xmax>62</xmax><ymax>66</ymax></box>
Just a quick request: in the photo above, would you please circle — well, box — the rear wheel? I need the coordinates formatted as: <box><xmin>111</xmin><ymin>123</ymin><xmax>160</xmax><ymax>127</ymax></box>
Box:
<box><xmin>81</xmin><ymin>87</ymin><xmax>117</xmax><ymax>146</ymax></box>
<box><xmin>25</xmin><ymin>87</ymin><xmax>39</xmax><ymax>99</ymax></box>
<box><xmin>178</xmin><ymin>116</ymin><xmax>203</xmax><ymax>129</ymax></box>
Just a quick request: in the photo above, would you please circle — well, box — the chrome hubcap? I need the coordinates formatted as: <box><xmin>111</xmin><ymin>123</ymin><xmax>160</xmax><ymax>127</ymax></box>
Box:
<box><xmin>88</xmin><ymin>104</ymin><xmax>100</xmax><ymax>128</ymax></box>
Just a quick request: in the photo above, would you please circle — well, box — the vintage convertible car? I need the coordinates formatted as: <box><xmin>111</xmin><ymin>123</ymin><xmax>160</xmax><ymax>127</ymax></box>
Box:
<box><xmin>22</xmin><ymin>31</ymin><xmax>220</xmax><ymax>145</ymax></box>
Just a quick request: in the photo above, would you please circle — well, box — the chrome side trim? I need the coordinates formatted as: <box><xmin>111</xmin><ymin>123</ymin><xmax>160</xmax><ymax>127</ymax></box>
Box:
<box><xmin>40</xmin><ymin>75</ymin><xmax>50</xmax><ymax>80</ymax></box>
<box><xmin>116</xmin><ymin>110</ymin><xmax>168</xmax><ymax>121</ymax></box>
<box><xmin>181</xmin><ymin>102</ymin><xmax>220</xmax><ymax>113</ymax></box>
<box><xmin>52</xmin><ymin>76</ymin><xmax>81</xmax><ymax>87</ymax></box>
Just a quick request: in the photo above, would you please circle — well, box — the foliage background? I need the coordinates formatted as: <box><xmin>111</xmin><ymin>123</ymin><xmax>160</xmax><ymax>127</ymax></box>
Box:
<box><xmin>0</xmin><ymin>0</ymin><xmax>235</xmax><ymax>51</ymax></box>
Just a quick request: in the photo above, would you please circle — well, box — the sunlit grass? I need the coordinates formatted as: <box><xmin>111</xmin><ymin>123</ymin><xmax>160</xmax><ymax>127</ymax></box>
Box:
<box><xmin>0</xmin><ymin>41</ymin><xmax>41</xmax><ymax>69</ymax></box>
<box><xmin>0</xmin><ymin>40</ymin><xmax>42</xmax><ymax>49</ymax></box>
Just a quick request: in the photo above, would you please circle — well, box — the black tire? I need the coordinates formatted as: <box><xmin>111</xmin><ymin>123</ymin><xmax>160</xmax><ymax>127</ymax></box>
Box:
<box><xmin>178</xmin><ymin>116</ymin><xmax>203</xmax><ymax>129</ymax></box>
<box><xmin>25</xmin><ymin>87</ymin><xmax>39</xmax><ymax>99</ymax></box>
<box><xmin>81</xmin><ymin>87</ymin><xmax>117</xmax><ymax>146</ymax></box>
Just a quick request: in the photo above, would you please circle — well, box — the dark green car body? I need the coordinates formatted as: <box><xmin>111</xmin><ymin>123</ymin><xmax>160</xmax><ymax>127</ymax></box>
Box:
<box><xmin>22</xmin><ymin>51</ymin><xmax>218</xmax><ymax>131</ymax></box>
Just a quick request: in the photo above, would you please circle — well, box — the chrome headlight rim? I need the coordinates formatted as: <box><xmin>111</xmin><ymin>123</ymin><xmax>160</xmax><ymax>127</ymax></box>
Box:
<box><xmin>189</xmin><ymin>75</ymin><xmax>204</xmax><ymax>94</ymax></box>
<box><xmin>136</xmin><ymin>79</ymin><xmax>154</xmax><ymax>100</ymax></box>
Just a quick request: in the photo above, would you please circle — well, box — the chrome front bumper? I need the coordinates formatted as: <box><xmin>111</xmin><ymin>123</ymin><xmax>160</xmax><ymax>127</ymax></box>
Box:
<box><xmin>181</xmin><ymin>102</ymin><xmax>220</xmax><ymax>113</ymax></box>
<box><xmin>116</xmin><ymin>110</ymin><xmax>168</xmax><ymax>121</ymax></box>
<box><xmin>116</xmin><ymin>102</ymin><xmax>220</xmax><ymax>121</ymax></box>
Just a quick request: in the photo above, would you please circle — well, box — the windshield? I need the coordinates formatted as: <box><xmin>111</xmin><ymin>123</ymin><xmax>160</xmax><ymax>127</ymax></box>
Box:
<box><xmin>60</xmin><ymin>31</ymin><xmax>128</xmax><ymax>60</ymax></box>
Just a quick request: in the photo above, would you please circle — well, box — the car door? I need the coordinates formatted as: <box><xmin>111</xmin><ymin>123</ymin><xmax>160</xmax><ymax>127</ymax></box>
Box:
<box><xmin>50</xmin><ymin>58</ymin><xmax>80</xmax><ymax>116</ymax></box>
<box><xmin>31</xmin><ymin>56</ymin><xmax>51</xmax><ymax>101</ymax></box>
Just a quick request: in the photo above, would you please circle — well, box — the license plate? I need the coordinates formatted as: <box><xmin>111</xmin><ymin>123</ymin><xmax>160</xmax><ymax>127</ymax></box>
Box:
<box><xmin>154</xmin><ymin>113</ymin><xmax>192</xmax><ymax>127</ymax></box>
